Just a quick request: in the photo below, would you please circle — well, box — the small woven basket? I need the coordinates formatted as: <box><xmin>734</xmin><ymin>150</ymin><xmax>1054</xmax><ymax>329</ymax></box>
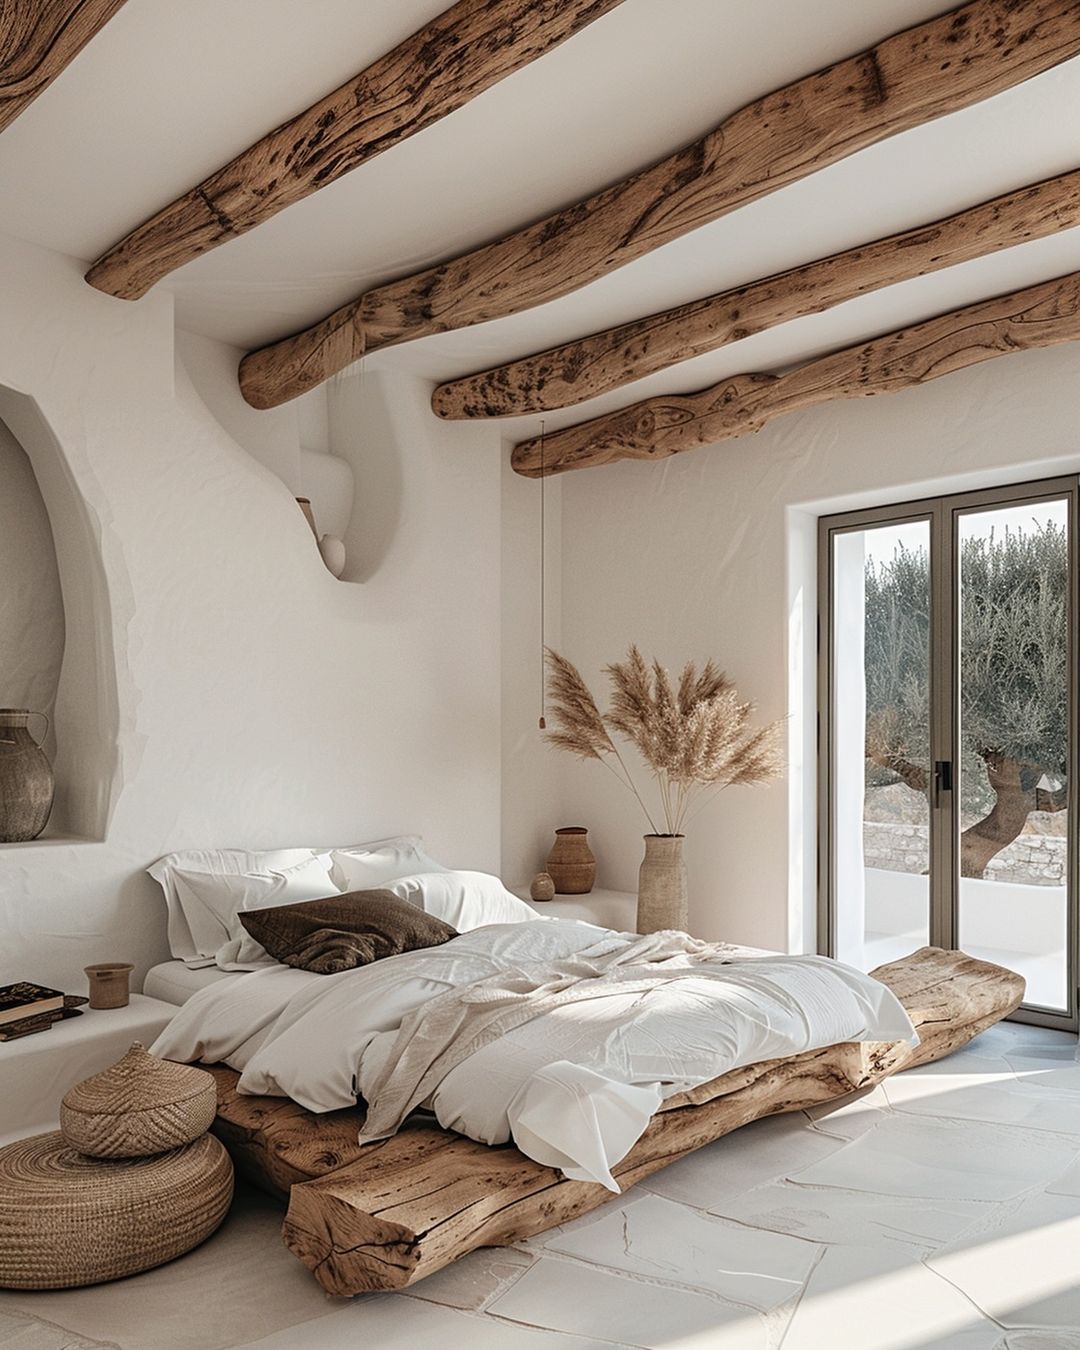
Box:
<box><xmin>60</xmin><ymin>1041</ymin><xmax>217</xmax><ymax>1158</ymax></box>
<box><xmin>0</xmin><ymin>1131</ymin><xmax>233</xmax><ymax>1289</ymax></box>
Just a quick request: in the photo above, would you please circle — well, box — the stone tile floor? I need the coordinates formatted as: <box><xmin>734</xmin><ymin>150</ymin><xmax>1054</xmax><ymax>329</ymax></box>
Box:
<box><xmin>3</xmin><ymin>1020</ymin><xmax>1080</xmax><ymax>1349</ymax></box>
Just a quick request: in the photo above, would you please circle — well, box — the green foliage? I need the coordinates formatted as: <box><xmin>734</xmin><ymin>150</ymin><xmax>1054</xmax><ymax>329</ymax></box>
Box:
<box><xmin>864</xmin><ymin>520</ymin><xmax>1068</xmax><ymax>818</ymax></box>
<box><xmin>864</xmin><ymin>543</ymin><xmax>930</xmax><ymax>789</ymax></box>
<box><xmin>959</xmin><ymin>522</ymin><xmax>1067</xmax><ymax>779</ymax></box>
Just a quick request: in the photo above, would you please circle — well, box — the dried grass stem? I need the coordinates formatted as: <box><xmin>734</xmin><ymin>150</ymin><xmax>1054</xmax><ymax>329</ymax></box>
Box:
<box><xmin>543</xmin><ymin>646</ymin><xmax>784</xmax><ymax>834</ymax></box>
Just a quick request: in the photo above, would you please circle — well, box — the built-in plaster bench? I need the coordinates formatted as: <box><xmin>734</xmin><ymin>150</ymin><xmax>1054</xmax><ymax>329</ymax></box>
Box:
<box><xmin>0</xmin><ymin>994</ymin><xmax>176</xmax><ymax>1145</ymax></box>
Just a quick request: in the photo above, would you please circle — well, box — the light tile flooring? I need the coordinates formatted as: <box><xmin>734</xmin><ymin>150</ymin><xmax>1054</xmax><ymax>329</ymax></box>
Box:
<box><xmin>4</xmin><ymin>1020</ymin><xmax>1080</xmax><ymax>1349</ymax></box>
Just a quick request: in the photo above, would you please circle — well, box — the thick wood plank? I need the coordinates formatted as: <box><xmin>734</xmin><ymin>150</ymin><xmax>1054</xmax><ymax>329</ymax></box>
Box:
<box><xmin>432</xmin><ymin>170</ymin><xmax>1080</xmax><ymax>419</ymax></box>
<box><xmin>84</xmin><ymin>0</ymin><xmax>625</xmax><ymax>300</ymax></box>
<box><xmin>511</xmin><ymin>269</ymin><xmax>1080</xmax><ymax>477</ymax></box>
<box><xmin>237</xmin><ymin>0</ymin><xmax>1080</xmax><ymax>409</ymax></box>
<box><xmin>209</xmin><ymin>947</ymin><xmax>1022</xmax><ymax>1294</ymax></box>
<box><xmin>0</xmin><ymin>0</ymin><xmax>127</xmax><ymax>135</ymax></box>
<box><xmin>282</xmin><ymin>948</ymin><xmax>1021</xmax><ymax>1294</ymax></box>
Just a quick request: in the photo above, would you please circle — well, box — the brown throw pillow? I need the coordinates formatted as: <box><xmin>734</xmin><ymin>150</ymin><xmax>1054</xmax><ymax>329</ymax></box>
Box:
<box><xmin>238</xmin><ymin>890</ymin><xmax>458</xmax><ymax>975</ymax></box>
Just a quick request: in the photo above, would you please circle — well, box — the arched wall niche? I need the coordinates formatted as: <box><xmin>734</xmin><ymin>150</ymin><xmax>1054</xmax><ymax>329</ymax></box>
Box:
<box><xmin>0</xmin><ymin>385</ymin><xmax>120</xmax><ymax>842</ymax></box>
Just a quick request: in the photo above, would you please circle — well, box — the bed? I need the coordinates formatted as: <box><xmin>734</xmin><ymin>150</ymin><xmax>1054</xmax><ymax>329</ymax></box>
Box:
<box><xmin>152</xmin><ymin>945</ymin><xmax>1021</xmax><ymax>1296</ymax></box>
<box><xmin>143</xmin><ymin>961</ymin><xmax>237</xmax><ymax>1006</ymax></box>
<box><xmin>141</xmin><ymin>845</ymin><xmax>1024</xmax><ymax>1296</ymax></box>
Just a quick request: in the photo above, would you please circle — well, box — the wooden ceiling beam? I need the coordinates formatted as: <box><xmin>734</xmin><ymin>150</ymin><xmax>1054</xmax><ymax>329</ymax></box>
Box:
<box><xmin>0</xmin><ymin>0</ymin><xmax>128</xmax><ymax>135</ymax></box>
<box><xmin>433</xmin><ymin>170</ymin><xmax>1080</xmax><ymax>419</ymax></box>
<box><xmin>510</xmin><ymin>270</ymin><xmax>1080</xmax><ymax>477</ymax></box>
<box><xmin>237</xmin><ymin>0</ymin><xmax>1080</xmax><ymax>410</ymax></box>
<box><xmin>84</xmin><ymin>0</ymin><xmax>626</xmax><ymax>301</ymax></box>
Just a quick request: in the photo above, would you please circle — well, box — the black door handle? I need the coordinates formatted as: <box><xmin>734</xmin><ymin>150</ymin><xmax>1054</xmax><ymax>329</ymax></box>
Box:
<box><xmin>933</xmin><ymin>760</ymin><xmax>953</xmax><ymax>806</ymax></box>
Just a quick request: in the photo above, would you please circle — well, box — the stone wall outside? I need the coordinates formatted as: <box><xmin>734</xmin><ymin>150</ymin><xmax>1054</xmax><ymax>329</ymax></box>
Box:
<box><xmin>863</xmin><ymin>819</ymin><xmax>1066</xmax><ymax>885</ymax></box>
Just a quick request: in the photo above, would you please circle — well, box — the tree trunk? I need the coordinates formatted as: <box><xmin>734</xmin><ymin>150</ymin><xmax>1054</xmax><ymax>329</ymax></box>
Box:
<box><xmin>960</xmin><ymin>753</ymin><xmax>1037</xmax><ymax>878</ymax></box>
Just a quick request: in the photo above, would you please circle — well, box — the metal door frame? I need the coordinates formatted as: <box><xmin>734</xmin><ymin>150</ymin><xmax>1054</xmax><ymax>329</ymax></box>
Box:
<box><xmin>818</xmin><ymin>476</ymin><xmax>1078</xmax><ymax>1030</ymax></box>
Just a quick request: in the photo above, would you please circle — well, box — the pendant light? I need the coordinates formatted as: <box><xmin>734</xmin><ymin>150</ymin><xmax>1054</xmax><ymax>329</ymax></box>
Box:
<box><xmin>538</xmin><ymin>419</ymin><xmax>546</xmax><ymax>731</ymax></box>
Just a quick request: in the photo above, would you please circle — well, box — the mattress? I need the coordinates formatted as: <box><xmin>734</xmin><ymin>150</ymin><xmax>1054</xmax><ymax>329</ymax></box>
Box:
<box><xmin>143</xmin><ymin>960</ymin><xmax>240</xmax><ymax>1006</ymax></box>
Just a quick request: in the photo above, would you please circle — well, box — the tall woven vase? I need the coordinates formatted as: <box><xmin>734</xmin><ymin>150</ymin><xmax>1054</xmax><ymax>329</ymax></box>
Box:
<box><xmin>636</xmin><ymin>834</ymin><xmax>687</xmax><ymax>934</ymax></box>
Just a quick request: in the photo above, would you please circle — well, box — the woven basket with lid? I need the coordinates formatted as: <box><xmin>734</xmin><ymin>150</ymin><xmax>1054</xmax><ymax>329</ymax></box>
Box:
<box><xmin>60</xmin><ymin>1041</ymin><xmax>217</xmax><ymax>1158</ymax></box>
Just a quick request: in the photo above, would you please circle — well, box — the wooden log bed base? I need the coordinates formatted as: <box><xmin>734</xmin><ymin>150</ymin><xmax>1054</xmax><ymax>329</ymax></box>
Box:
<box><xmin>206</xmin><ymin>946</ymin><xmax>1023</xmax><ymax>1297</ymax></box>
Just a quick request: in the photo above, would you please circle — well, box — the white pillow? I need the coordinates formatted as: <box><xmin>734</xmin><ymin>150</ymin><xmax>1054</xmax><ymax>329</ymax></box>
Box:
<box><xmin>150</xmin><ymin>835</ymin><xmax>442</xmax><ymax>962</ymax></box>
<box><xmin>381</xmin><ymin>870</ymin><xmax>538</xmax><ymax>932</ymax></box>
<box><xmin>172</xmin><ymin>853</ymin><xmax>340</xmax><ymax>970</ymax></box>
<box><xmin>328</xmin><ymin>836</ymin><xmax>448</xmax><ymax>893</ymax></box>
<box><xmin>149</xmin><ymin>847</ymin><xmax>318</xmax><ymax>964</ymax></box>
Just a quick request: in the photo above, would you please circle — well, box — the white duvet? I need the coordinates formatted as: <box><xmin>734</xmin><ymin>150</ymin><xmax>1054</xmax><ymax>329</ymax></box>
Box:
<box><xmin>153</xmin><ymin>920</ymin><xmax>916</xmax><ymax>1190</ymax></box>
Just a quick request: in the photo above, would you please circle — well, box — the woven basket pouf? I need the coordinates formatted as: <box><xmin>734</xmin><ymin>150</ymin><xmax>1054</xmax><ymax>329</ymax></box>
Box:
<box><xmin>0</xmin><ymin>1130</ymin><xmax>233</xmax><ymax>1289</ymax></box>
<box><xmin>60</xmin><ymin>1041</ymin><xmax>216</xmax><ymax>1158</ymax></box>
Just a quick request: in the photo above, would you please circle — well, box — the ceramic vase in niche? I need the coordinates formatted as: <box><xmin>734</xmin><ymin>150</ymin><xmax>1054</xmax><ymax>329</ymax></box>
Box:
<box><xmin>84</xmin><ymin>963</ymin><xmax>133</xmax><ymax>1010</ymax></box>
<box><xmin>0</xmin><ymin>709</ymin><xmax>54</xmax><ymax>843</ymax></box>
<box><xmin>637</xmin><ymin>834</ymin><xmax>687</xmax><ymax>934</ymax></box>
<box><xmin>317</xmin><ymin>534</ymin><xmax>346</xmax><ymax>578</ymax></box>
<box><xmin>545</xmin><ymin>827</ymin><xmax>596</xmax><ymax>894</ymax></box>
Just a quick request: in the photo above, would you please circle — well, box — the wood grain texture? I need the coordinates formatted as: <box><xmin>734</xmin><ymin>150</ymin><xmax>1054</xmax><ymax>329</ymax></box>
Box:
<box><xmin>208</xmin><ymin>947</ymin><xmax>1022</xmax><ymax>1295</ymax></box>
<box><xmin>237</xmin><ymin>0</ymin><xmax>1080</xmax><ymax>409</ymax></box>
<box><xmin>0</xmin><ymin>0</ymin><xmax>127</xmax><ymax>135</ymax></box>
<box><xmin>84</xmin><ymin>0</ymin><xmax>625</xmax><ymax>300</ymax></box>
<box><xmin>433</xmin><ymin>170</ymin><xmax>1080</xmax><ymax>418</ymax></box>
<box><xmin>511</xmin><ymin>269</ymin><xmax>1080</xmax><ymax>477</ymax></box>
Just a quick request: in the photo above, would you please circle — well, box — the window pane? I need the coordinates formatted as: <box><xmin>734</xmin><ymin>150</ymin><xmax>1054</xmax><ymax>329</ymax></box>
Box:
<box><xmin>833</xmin><ymin>520</ymin><xmax>931</xmax><ymax>970</ymax></box>
<box><xmin>957</xmin><ymin>499</ymin><xmax>1069</xmax><ymax>1011</ymax></box>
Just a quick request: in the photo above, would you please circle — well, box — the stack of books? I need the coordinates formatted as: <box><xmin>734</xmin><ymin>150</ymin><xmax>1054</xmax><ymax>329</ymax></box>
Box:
<box><xmin>0</xmin><ymin>983</ymin><xmax>85</xmax><ymax>1040</ymax></box>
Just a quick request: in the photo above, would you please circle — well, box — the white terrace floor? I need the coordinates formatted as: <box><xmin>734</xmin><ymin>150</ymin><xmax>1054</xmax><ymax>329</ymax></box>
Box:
<box><xmin>4</xmin><ymin>1020</ymin><xmax>1080</xmax><ymax>1350</ymax></box>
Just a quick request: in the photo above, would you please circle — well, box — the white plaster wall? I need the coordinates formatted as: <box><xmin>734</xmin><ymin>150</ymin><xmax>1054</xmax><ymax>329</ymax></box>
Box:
<box><xmin>0</xmin><ymin>231</ymin><xmax>503</xmax><ymax>992</ymax></box>
<box><xmin>0</xmin><ymin>420</ymin><xmax>65</xmax><ymax>751</ymax></box>
<box><xmin>173</xmin><ymin>328</ymin><xmax>304</xmax><ymax>491</ymax></box>
<box><xmin>546</xmin><ymin>344</ymin><xmax>1080</xmax><ymax>951</ymax></box>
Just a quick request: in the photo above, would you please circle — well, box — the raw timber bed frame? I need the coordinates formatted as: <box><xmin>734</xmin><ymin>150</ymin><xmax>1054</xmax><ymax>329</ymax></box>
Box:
<box><xmin>206</xmin><ymin>946</ymin><xmax>1023</xmax><ymax>1296</ymax></box>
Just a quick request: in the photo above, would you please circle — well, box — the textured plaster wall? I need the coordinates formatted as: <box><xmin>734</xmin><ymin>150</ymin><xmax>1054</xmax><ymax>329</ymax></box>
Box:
<box><xmin>547</xmin><ymin>344</ymin><xmax>1080</xmax><ymax>952</ymax></box>
<box><xmin>0</xmin><ymin>231</ymin><xmax>503</xmax><ymax>992</ymax></box>
<box><xmin>0</xmin><ymin>420</ymin><xmax>65</xmax><ymax>753</ymax></box>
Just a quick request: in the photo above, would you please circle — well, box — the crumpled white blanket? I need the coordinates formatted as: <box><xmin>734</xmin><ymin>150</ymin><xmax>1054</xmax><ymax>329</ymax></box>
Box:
<box><xmin>153</xmin><ymin>920</ymin><xmax>916</xmax><ymax>1191</ymax></box>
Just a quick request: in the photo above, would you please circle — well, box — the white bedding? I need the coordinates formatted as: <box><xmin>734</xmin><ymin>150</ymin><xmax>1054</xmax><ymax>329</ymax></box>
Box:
<box><xmin>153</xmin><ymin>920</ymin><xmax>916</xmax><ymax>1190</ymax></box>
<box><xmin>143</xmin><ymin>961</ymin><xmax>241</xmax><ymax>1006</ymax></box>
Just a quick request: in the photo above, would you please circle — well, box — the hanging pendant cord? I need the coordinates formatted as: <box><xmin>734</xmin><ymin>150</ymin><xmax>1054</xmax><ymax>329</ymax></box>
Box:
<box><xmin>539</xmin><ymin>420</ymin><xmax>546</xmax><ymax>731</ymax></box>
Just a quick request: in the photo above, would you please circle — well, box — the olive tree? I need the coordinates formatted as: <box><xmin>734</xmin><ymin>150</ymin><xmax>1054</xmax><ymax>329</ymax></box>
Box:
<box><xmin>864</xmin><ymin>522</ymin><xmax>1067</xmax><ymax>878</ymax></box>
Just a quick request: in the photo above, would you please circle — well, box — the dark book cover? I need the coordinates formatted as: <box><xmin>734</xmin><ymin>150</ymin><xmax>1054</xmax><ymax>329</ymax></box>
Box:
<box><xmin>0</xmin><ymin>981</ymin><xmax>65</xmax><ymax>1026</ymax></box>
<box><xmin>0</xmin><ymin>1009</ymin><xmax>61</xmax><ymax>1040</ymax></box>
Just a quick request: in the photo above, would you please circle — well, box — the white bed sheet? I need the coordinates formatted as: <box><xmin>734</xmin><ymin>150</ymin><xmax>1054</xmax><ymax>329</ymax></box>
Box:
<box><xmin>143</xmin><ymin>960</ymin><xmax>240</xmax><ymax>1006</ymax></box>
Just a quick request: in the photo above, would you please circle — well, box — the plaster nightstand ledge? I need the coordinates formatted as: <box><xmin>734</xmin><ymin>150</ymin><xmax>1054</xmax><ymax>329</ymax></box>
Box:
<box><xmin>514</xmin><ymin>886</ymin><xmax>638</xmax><ymax>931</ymax></box>
<box><xmin>0</xmin><ymin>994</ymin><xmax>176</xmax><ymax>1144</ymax></box>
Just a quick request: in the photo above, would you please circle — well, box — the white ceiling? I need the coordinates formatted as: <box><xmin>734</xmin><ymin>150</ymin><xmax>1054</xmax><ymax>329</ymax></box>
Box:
<box><xmin>1</xmin><ymin>0</ymin><xmax>1079</xmax><ymax>437</ymax></box>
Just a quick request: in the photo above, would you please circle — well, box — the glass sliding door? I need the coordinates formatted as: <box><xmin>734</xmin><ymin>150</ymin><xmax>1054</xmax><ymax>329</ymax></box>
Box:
<box><xmin>955</xmin><ymin>495</ymin><xmax>1072</xmax><ymax>1013</ymax></box>
<box><xmin>825</xmin><ymin>515</ymin><xmax>933</xmax><ymax>971</ymax></box>
<box><xmin>820</xmin><ymin>478</ymin><xmax>1078</xmax><ymax>1029</ymax></box>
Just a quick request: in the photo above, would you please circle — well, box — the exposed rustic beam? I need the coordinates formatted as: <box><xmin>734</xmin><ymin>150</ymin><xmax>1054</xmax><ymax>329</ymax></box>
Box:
<box><xmin>511</xmin><ymin>270</ymin><xmax>1080</xmax><ymax>477</ymax></box>
<box><xmin>237</xmin><ymin>0</ymin><xmax>1080</xmax><ymax>410</ymax></box>
<box><xmin>433</xmin><ymin>171</ymin><xmax>1080</xmax><ymax>419</ymax></box>
<box><xmin>84</xmin><ymin>0</ymin><xmax>625</xmax><ymax>301</ymax></box>
<box><xmin>0</xmin><ymin>0</ymin><xmax>127</xmax><ymax>135</ymax></box>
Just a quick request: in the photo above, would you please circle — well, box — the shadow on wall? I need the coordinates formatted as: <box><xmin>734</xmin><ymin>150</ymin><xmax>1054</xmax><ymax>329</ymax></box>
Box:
<box><xmin>332</xmin><ymin>370</ymin><xmax>405</xmax><ymax>585</ymax></box>
<box><xmin>0</xmin><ymin>386</ymin><xmax>120</xmax><ymax>840</ymax></box>
<box><xmin>0</xmin><ymin>418</ymin><xmax>63</xmax><ymax>756</ymax></box>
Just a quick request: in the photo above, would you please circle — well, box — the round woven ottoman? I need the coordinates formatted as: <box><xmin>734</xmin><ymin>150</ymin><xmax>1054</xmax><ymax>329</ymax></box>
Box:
<box><xmin>0</xmin><ymin>1131</ymin><xmax>234</xmax><ymax>1289</ymax></box>
<box><xmin>60</xmin><ymin>1041</ymin><xmax>216</xmax><ymax>1158</ymax></box>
